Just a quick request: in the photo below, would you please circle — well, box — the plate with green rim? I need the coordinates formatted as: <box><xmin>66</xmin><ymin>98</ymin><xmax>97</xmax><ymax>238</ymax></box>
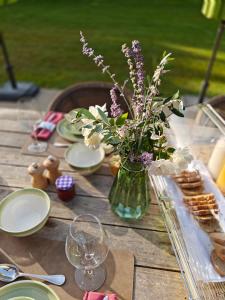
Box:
<box><xmin>56</xmin><ymin>118</ymin><xmax>83</xmax><ymax>142</ymax></box>
<box><xmin>64</xmin><ymin>143</ymin><xmax>105</xmax><ymax>169</ymax></box>
<box><xmin>0</xmin><ymin>280</ymin><xmax>60</xmax><ymax>300</ymax></box>
<box><xmin>0</xmin><ymin>188</ymin><xmax>51</xmax><ymax>237</ymax></box>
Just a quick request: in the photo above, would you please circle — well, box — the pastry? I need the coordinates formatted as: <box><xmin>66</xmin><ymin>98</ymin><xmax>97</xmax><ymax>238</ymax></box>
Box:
<box><xmin>195</xmin><ymin>215</ymin><xmax>215</xmax><ymax>222</ymax></box>
<box><xmin>174</xmin><ymin>174</ymin><xmax>201</xmax><ymax>183</ymax></box>
<box><xmin>184</xmin><ymin>199</ymin><xmax>216</xmax><ymax>207</ymax></box>
<box><xmin>191</xmin><ymin>209</ymin><xmax>218</xmax><ymax>216</ymax></box>
<box><xmin>189</xmin><ymin>203</ymin><xmax>218</xmax><ymax>211</ymax></box>
<box><xmin>173</xmin><ymin>170</ymin><xmax>199</xmax><ymax>178</ymax></box>
<box><xmin>181</xmin><ymin>187</ymin><xmax>204</xmax><ymax>196</ymax></box>
<box><xmin>210</xmin><ymin>232</ymin><xmax>225</xmax><ymax>246</ymax></box>
<box><xmin>183</xmin><ymin>193</ymin><xmax>214</xmax><ymax>203</ymax></box>
<box><xmin>213</xmin><ymin>241</ymin><xmax>225</xmax><ymax>259</ymax></box>
<box><xmin>179</xmin><ymin>180</ymin><xmax>203</xmax><ymax>189</ymax></box>
<box><xmin>211</xmin><ymin>250</ymin><xmax>225</xmax><ymax>276</ymax></box>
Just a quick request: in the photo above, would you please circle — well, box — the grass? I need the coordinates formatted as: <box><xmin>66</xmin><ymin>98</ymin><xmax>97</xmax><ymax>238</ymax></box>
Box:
<box><xmin>0</xmin><ymin>0</ymin><xmax>225</xmax><ymax>98</ymax></box>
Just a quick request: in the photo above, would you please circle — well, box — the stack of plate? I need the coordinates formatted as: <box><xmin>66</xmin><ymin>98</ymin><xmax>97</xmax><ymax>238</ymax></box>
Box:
<box><xmin>56</xmin><ymin>118</ymin><xmax>83</xmax><ymax>142</ymax></box>
<box><xmin>0</xmin><ymin>188</ymin><xmax>51</xmax><ymax>237</ymax></box>
<box><xmin>64</xmin><ymin>143</ymin><xmax>105</xmax><ymax>175</ymax></box>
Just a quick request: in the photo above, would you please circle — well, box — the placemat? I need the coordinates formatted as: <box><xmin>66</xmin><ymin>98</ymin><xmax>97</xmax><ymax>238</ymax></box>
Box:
<box><xmin>21</xmin><ymin>133</ymin><xmax>71</xmax><ymax>158</ymax></box>
<box><xmin>0</xmin><ymin>234</ymin><xmax>134</xmax><ymax>300</ymax></box>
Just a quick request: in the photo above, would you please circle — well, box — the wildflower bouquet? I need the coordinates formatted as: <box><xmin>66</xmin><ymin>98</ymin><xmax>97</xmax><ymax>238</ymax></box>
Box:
<box><xmin>68</xmin><ymin>32</ymin><xmax>192</xmax><ymax>176</ymax></box>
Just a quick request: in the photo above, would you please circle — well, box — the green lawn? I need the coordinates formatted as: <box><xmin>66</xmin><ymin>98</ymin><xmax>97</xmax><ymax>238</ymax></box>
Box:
<box><xmin>0</xmin><ymin>0</ymin><xmax>225</xmax><ymax>98</ymax></box>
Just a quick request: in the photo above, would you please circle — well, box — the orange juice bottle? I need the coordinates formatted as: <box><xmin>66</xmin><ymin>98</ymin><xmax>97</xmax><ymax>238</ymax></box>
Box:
<box><xmin>216</xmin><ymin>162</ymin><xmax>225</xmax><ymax>194</ymax></box>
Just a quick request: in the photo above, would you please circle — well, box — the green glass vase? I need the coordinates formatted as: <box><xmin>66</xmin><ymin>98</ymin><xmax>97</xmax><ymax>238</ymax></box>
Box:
<box><xmin>108</xmin><ymin>161</ymin><xmax>151</xmax><ymax>220</ymax></box>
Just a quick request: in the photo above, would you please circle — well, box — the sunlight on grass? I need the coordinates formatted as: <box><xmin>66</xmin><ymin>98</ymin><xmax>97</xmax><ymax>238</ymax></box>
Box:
<box><xmin>161</xmin><ymin>42</ymin><xmax>225</xmax><ymax>61</ymax></box>
<box><xmin>0</xmin><ymin>0</ymin><xmax>225</xmax><ymax>97</ymax></box>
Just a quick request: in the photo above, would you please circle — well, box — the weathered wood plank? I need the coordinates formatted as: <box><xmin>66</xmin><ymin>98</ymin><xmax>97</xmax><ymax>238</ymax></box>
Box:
<box><xmin>134</xmin><ymin>267</ymin><xmax>187</xmax><ymax>300</ymax></box>
<box><xmin>0</xmin><ymin>132</ymin><xmax>27</xmax><ymax>148</ymax></box>
<box><xmin>0</xmin><ymin>146</ymin><xmax>112</xmax><ymax>176</ymax></box>
<box><xmin>0</xmin><ymin>164</ymin><xmax>113</xmax><ymax>198</ymax></box>
<box><xmin>33</xmin><ymin>218</ymin><xmax>179</xmax><ymax>271</ymax></box>
<box><xmin>0</xmin><ymin>186</ymin><xmax>165</xmax><ymax>231</ymax></box>
<box><xmin>0</xmin><ymin>160</ymin><xmax>158</xmax><ymax>204</ymax></box>
<box><xmin>0</xmin><ymin>119</ymin><xmax>31</xmax><ymax>133</ymax></box>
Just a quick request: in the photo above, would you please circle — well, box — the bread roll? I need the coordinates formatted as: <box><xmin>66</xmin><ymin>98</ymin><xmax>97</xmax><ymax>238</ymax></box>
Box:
<box><xmin>210</xmin><ymin>232</ymin><xmax>225</xmax><ymax>246</ymax></box>
<box><xmin>211</xmin><ymin>250</ymin><xmax>225</xmax><ymax>276</ymax></box>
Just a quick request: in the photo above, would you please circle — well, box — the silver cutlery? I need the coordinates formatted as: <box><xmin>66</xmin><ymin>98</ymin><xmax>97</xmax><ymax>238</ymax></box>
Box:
<box><xmin>0</xmin><ymin>264</ymin><xmax>65</xmax><ymax>286</ymax></box>
<box><xmin>53</xmin><ymin>142</ymin><xmax>70</xmax><ymax>148</ymax></box>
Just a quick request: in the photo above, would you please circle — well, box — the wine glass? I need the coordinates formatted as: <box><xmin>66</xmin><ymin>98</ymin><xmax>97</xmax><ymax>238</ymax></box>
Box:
<box><xmin>65</xmin><ymin>214</ymin><xmax>109</xmax><ymax>291</ymax></box>
<box><xmin>17</xmin><ymin>95</ymin><xmax>47</xmax><ymax>153</ymax></box>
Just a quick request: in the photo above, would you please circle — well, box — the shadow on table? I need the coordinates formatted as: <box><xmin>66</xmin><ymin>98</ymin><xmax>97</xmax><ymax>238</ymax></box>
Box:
<box><xmin>0</xmin><ymin>227</ymin><xmax>117</xmax><ymax>299</ymax></box>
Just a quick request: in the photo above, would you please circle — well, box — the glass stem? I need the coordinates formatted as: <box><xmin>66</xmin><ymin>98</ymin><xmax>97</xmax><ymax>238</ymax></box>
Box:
<box><xmin>85</xmin><ymin>269</ymin><xmax>94</xmax><ymax>277</ymax></box>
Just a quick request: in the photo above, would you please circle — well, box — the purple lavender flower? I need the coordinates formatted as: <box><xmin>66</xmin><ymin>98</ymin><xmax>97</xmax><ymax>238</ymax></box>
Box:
<box><xmin>140</xmin><ymin>152</ymin><xmax>153</xmax><ymax>166</ymax></box>
<box><xmin>80</xmin><ymin>32</ymin><xmax>94</xmax><ymax>57</ymax></box>
<box><xmin>93</xmin><ymin>55</ymin><xmax>104</xmax><ymax>66</ymax></box>
<box><xmin>121</xmin><ymin>44</ymin><xmax>132</xmax><ymax>58</ymax></box>
<box><xmin>110</xmin><ymin>86</ymin><xmax>123</xmax><ymax>117</ymax></box>
<box><xmin>132</xmin><ymin>40</ymin><xmax>144</xmax><ymax>96</ymax></box>
<box><xmin>132</xmin><ymin>40</ymin><xmax>142</xmax><ymax>54</ymax></box>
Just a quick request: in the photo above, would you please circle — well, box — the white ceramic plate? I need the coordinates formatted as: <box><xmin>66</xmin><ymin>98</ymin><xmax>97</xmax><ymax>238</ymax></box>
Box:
<box><xmin>65</xmin><ymin>143</ymin><xmax>105</xmax><ymax>169</ymax></box>
<box><xmin>0</xmin><ymin>188</ymin><xmax>51</xmax><ymax>236</ymax></box>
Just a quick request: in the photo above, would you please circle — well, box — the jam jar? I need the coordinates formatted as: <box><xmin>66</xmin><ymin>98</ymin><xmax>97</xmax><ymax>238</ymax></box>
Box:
<box><xmin>55</xmin><ymin>175</ymin><xmax>75</xmax><ymax>201</ymax></box>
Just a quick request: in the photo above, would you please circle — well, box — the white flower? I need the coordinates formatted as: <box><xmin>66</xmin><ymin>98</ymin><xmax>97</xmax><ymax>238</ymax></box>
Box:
<box><xmin>148</xmin><ymin>148</ymin><xmax>193</xmax><ymax>176</ymax></box>
<box><xmin>162</xmin><ymin>105</ymin><xmax>172</xmax><ymax>117</ymax></box>
<box><xmin>153</xmin><ymin>67</ymin><xmax>162</xmax><ymax>83</ymax></box>
<box><xmin>82</xmin><ymin>118</ymin><xmax>94</xmax><ymax>126</ymax></box>
<box><xmin>151</xmin><ymin>132</ymin><xmax>164</xmax><ymax>140</ymax></box>
<box><xmin>89</xmin><ymin>104</ymin><xmax>108</xmax><ymax>120</ymax></box>
<box><xmin>83</xmin><ymin>131</ymin><xmax>103</xmax><ymax>148</ymax></box>
<box><xmin>82</xmin><ymin>127</ymin><xmax>92</xmax><ymax>138</ymax></box>
<box><xmin>117</xmin><ymin>126</ymin><xmax>127</xmax><ymax>138</ymax></box>
<box><xmin>172</xmin><ymin>100</ymin><xmax>183</xmax><ymax>112</ymax></box>
<box><xmin>171</xmin><ymin>147</ymin><xmax>193</xmax><ymax>170</ymax></box>
<box><xmin>148</xmin><ymin>159</ymin><xmax>176</xmax><ymax>175</ymax></box>
<box><xmin>101</xmin><ymin>143</ymin><xmax>114</xmax><ymax>154</ymax></box>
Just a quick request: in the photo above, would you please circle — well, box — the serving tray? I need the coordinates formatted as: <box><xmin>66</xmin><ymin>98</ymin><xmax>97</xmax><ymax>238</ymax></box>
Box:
<box><xmin>150</xmin><ymin>104</ymin><xmax>225</xmax><ymax>300</ymax></box>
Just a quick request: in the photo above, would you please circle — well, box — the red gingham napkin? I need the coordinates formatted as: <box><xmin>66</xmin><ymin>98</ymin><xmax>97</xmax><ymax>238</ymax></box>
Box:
<box><xmin>31</xmin><ymin>111</ymin><xmax>64</xmax><ymax>140</ymax></box>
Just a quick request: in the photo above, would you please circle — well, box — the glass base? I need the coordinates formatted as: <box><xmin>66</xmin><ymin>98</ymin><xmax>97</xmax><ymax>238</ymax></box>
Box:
<box><xmin>27</xmin><ymin>142</ymin><xmax>47</xmax><ymax>153</ymax></box>
<box><xmin>75</xmin><ymin>265</ymin><xmax>106</xmax><ymax>291</ymax></box>
<box><xmin>111</xmin><ymin>203</ymin><xmax>145</xmax><ymax>220</ymax></box>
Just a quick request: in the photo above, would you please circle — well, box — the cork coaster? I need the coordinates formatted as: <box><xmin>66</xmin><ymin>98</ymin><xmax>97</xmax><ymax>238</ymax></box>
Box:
<box><xmin>21</xmin><ymin>133</ymin><xmax>72</xmax><ymax>158</ymax></box>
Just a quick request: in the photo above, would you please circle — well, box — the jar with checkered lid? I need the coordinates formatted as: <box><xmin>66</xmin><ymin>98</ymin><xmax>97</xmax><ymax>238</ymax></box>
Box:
<box><xmin>55</xmin><ymin>175</ymin><xmax>75</xmax><ymax>201</ymax></box>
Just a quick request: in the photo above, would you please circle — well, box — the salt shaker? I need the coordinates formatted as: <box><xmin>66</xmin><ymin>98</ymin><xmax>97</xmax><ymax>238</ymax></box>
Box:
<box><xmin>28</xmin><ymin>162</ymin><xmax>48</xmax><ymax>189</ymax></box>
<box><xmin>43</xmin><ymin>155</ymin><xmax>62</xmax><ymax>184</ymax></box>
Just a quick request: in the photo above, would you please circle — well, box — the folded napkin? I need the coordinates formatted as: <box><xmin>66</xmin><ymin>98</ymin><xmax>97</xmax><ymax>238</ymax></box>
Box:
<box><xmin>83</xmin><ymin>291</ymin><xmax>118</xmax><ymax>300</ymax></box>
<box><xmin>31</xmin><ymin>111</ymin><xmax>64</xmax><ymax>140</ymax></box>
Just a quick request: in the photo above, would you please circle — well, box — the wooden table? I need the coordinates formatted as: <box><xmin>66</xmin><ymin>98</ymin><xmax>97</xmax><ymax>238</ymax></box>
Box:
<box><xmin>0</xmin><ymin>108</ymin><xmax>188</xmax><ymax>299</ymax></box>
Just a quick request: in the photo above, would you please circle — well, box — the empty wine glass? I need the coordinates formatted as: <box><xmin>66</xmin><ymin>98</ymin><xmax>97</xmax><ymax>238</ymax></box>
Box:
<box><xmin>65</xmin><ymin>214</ymin><xmax>109</xmax><ymax>291</ymax></box>
<box><xmin>17</xmin><ymin>95</ymin><xmax>47</xmax><ymax>153</ymax></box>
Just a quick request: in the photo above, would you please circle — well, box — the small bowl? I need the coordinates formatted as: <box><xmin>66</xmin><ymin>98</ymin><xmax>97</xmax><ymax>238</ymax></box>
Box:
<box><xmin>65</xmin><ymin>143</ymin><xmax>105</xmax><ymax>171</ymax></box>
<box><xmin>0</xmin><ymin>188</ymin><xmax>51</xmax><ymax>237</ymax></box>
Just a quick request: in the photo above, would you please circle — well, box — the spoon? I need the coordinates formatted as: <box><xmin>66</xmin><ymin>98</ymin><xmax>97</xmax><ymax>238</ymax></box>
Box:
<box><xmin>0</xmin><ymin>264</ymin><xmax>65</xmax><ymax>286</ymax></box>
